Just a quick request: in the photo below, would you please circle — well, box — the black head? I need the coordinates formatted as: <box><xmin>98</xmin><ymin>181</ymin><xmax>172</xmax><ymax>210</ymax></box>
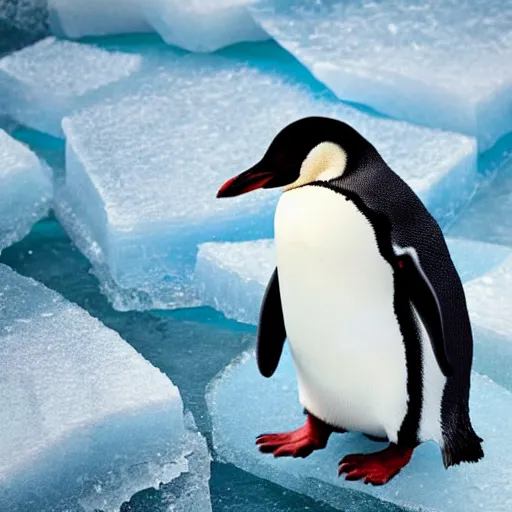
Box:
<box><xmin>217</xmin><ymin>116</ymin><xmax>376</xmax><ymax>198</ymax></box>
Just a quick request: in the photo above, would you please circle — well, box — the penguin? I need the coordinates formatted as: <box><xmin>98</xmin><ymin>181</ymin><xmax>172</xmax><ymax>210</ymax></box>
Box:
<box><xmin>216</xmin><ymin>117</ymin><xmax>483</xmax><ymax>485</ymax></box>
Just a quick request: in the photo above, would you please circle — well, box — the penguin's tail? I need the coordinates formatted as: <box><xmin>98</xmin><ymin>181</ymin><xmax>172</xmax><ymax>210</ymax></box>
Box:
<box><xmin>441</xmin><ymin>421</ymin><xmax>484</xmax><ymax>468</ymax></box>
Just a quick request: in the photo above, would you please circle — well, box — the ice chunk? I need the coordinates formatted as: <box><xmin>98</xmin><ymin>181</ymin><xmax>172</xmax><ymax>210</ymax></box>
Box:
<box><xmin>0</xmin><ymin>37</ymin><xmax>142</xmax><ymax>137</ymax></box>
<box><xmin>159</xmin><ymin>413</ymin><xmax>213</xmax><ymax>512</ymax></box>
<box><xmin>48</xmin><ymin>0</ymin><xmax>151</xmax><ymax>39</ymax></box>
<box><xmin>466</xmin><ymin>256</ymin><xmax>512</xmax><ymax>338</ymax></box>
<box><xmin>448</xmin><ymin>156</ymin><xmax>512</xmax><ymax>246</ymax></box>
<box><xmin>0</xmin><ymin>129</ymin><xmax>51</xmax><ymax>252</ymax></box>
<box><xmin>58</xmin><ymin>41</ymin><xmax>476</xmax><ymax>310</ymax></box>
<box><xmin>464</xmin><ymin>255</ymin><xmax>512</xmax><ymax>391</ymax></box>
<box><xmin>195</xmin><ymin>237</ymin><xmax>511</xmax><ymax>324</ymax></box>
<box><xmin>195</xmin><ymin>240</ymin><xmax>276</xmax><ymax>324</ymax></box>
<box><xmin>48</xmin><ymin>0</ymin><xmax>267</xmax><ymax>49</ymax></box>
<box><xmin>143</xmin><ymin>0</ymin><xmax>268</xmax><ymax>52</ymax></box>
<box><xmin>208</xmin><ymin>350</ymin><xmax>512</xmax><ymax>511</ymax></box>
<box><xmin>0</xmin><ymin>264</ymin><xmax>211</xmax><ymax>512</ymax></box>
<box><xmin>250</xmin><ymin>0</ymin><xmax>512</xmax><ymax>151</ymax></box>
<box><xmin>447</xmin><ymin>238</ymin><xmax>512</xmax><ymax>283</ymax></box>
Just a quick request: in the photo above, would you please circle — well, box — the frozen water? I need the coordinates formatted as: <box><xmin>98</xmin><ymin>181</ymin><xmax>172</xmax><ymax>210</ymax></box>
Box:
<box><xmin>143</xmin><ymin>0</ymin><xmax>269</xmax><ymax>52</ymax></box>
<box><xmin>466</xmin><ymin>254</ymin><xmax>512</xmax><ymax>337</ymax></box>
<box><xmin>58</xmin><ymin>40</ymin><xmax>476</xmax><ymax>310</ymax></box>
<box><xmin>195</xmin><ymin>240</ymin><xmax>276</xmax><ymax>325</ymax></box>
<box><xmin>0</xmin><ymin>264</ymin><xmax>211</xmax><ymax>512</ymax></box>
<box><xmin>448</xmin><ymin>156</ymin><xmax>512</xmax><ymax>246</ymax></box>
<box><xmin>447</xmin><ymin>238</ymin><xmax>512</xmax><ymax>283</ymax></box>
<box><xmin>250</xmin><ymin>0</ymin><xmax>512</xmax><ymax>151</ymax></box>
<box><xmin>458</xmin><ymin>243</ymin><xmax>512</xmax><ymax>390</ymax></box>
<box><xmin>48</xmin><ymin>0</ymin><xmax>267</xmax><ymax>51</ymax></box>
<box><xmin>195</xmin><ymin>237</ymin><xmax>511</xmax><ymax>324</ymax></box>
<box><xmin>0</xmin><ymin>37</ymin><xmax>142</xmax><ymax>137</ymax></box>
<box><xmin>471</xmin><ymin>323</ymin><xmax>512</xmax><ymax>393</ymax></box>
<box><xmin>207</xmin><ymin>348</ymin><xmax>512</xmax><ymax>512</ymax></box>
<box><xmin>0</xmin><ymin>129</ymin><xmax>51</xmax><ymax>253</ymax></box>
<box><xmin>48</xmin><ymin>0</ymin><xmax>151</xmax><ymax>39</ymax></box>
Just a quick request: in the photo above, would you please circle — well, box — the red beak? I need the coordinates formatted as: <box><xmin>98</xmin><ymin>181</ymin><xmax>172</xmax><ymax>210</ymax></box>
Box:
<box><xmin>217</xmin><ymin>165</ymin><xmax>274</xmax><ymax>198</ymax></box>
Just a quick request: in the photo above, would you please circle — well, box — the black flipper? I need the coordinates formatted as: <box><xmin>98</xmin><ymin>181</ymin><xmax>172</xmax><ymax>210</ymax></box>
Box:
<box><xmin>395</xmin><ymin>248</ymin><xmax>453</xmax><ymax>377</ymax></box>
<box><xmin>256</xmin><ymin>268</ymin><xmax>286</xmax><ymax>378</ymax></box>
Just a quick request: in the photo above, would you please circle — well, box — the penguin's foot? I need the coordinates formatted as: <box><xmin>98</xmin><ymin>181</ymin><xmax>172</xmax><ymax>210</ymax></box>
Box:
<box><xmin>256</xmin><ymin>414</ymin><xmax>333</xmax><ymax>458</ymax></box>
<box><xmin>338</xmin><ymin>444</ymin><xmax>414</xmax><ymax>485</ymax></box>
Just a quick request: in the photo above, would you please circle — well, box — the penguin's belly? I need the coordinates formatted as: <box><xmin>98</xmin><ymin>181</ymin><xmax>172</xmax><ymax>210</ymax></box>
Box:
<box><xmin>275</xmin><ymin>185</ymin><xmax>408</xmax><ymax>441</ymax></box>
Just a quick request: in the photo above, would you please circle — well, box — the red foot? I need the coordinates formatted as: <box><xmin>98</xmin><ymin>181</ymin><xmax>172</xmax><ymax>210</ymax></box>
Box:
<box><xmin>338</xmin><ymin>444</ymin><xmax>414</xmax><ymax>485</ymax></box>
<box><xmin>256</xmin><ymin>414</ymin><xmax>333</xmax><ymax>458</ymax></box>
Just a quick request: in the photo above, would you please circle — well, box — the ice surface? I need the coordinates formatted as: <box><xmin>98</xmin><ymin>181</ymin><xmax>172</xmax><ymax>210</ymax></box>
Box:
<box><xmin>58</xmin><ymin>40</ymin><xmax>476</xmax><ymax>310</ymax></box>
<box><xmin>48</xmin><ymin>0</ymin><xmax>151</xmax><ymax>39</ymax></box>
<box><xmin>466</xmin><ymin>257</ymin><xmax>512</xmax><ymax>389</ymax></box>
<box><xmin>0</xmin><ymin>264</ymin><xmax>211</xmax><ymax>512</ymax></box>
<box><xmin>48</xmin><ymin>0</ymin><xmax>267</xmax><ymax>51</ymax></box>
<box><xmin>195</xmin><ymin>240</ymin><xmax>276</xmax><ymax>325</ymax></box>
<box><xmin>207</xmin><ymin>348</ymin><xmax>512</xmax><ymax>512</ymax></box>
<box><xmin>143</xmin><ymin>0</ymin><xmax>269</xmax><ymax>52</ymax></box>
<box><xmin>0</xmin><ymin>37</ymin><xmax>142</xmax><ymax>137</ymax></box>
<box><xmin>448</xmin><ymin>155</ymin><xmax>512</xmax><ymax>246</ymax></box>
<box><xmin>195</xmin><ymin>237</ymin><xmax>511</xmax><ymax>324</ymax></box>
<box><xmin>0</xmin><ymin>129</ymin><xmax>51</xmax><ymax>252</ymax></box>
<box><xmin>250</xmin><ymin>0</ymin><xmax>512</xmax><ymax>151</ymax></box>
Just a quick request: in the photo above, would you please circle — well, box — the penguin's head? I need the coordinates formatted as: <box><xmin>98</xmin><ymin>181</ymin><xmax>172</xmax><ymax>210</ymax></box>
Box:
<box><xmin>217</xmin><ymin>116</ymin><xmax>374</xmax><ymax>198</ymax></box>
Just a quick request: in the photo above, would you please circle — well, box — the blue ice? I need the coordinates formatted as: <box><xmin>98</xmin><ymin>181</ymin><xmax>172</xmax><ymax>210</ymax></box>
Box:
<box><xmin>0</xmin><ymin>128</ymin><xmax>52</xmax><ymax>252</ymax></box>
<box><xmin>465</xmin><ymin>255</ymin><xmax>512</xmax><ymax>391</ymax></box>
<box><xmin>448</xmin><ymin>157</ymin><xmax>512</xmax><ymax>246</ymax></box>
<box><xmin>0</xmin><ymin>264</ymin><xmax>211</xmax><ymax>512</ymax></box>
<box><xmin>195</xmin><ymin>240</ymin><xmax>276</xmax><ymax>325</ymax></box>
<box><xmin>207</xmin><ymin>348</ymin><xmax>512</xmax><ymax>512</ymax></box>
<box><xmin>250</xmin><ymin>0</ymin><xmax>512</xmax><ymax>151</ymax></box>
<box><xmin>0</xmin><ymin>37</ymin><xmax>142</xmax><ymax>137</ymax></box>
<box><xmin>42</xmin><ymin>38</ymin><xmax>476</xmax><ymax>311</ymax></box>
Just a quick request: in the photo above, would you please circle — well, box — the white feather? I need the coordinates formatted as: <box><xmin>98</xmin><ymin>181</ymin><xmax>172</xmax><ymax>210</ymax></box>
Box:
<box><xmin>284</xmin><ymin>142</ymin><xmax>347</xmax><ymax>192</ymax></box>
<box><xmin>275</xmin><ymin>185</ymin><xmax>408</xmax><ymax>440</ymax></box>
<box><xmin>414</xmin><ymin>307</ymin><xmax>446</xmax><ymax>444</ymax></box>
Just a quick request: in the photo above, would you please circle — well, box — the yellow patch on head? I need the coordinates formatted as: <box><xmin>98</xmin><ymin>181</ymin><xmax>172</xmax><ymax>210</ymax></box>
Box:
<box><xmin>284</xmin><ymin>142</ymin><xmax>347</xmax><ymax>192</ymax></box>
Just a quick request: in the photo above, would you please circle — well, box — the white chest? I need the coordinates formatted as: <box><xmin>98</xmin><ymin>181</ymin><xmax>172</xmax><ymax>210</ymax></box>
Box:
<box><xmin>274</xmin><ymin>185</ymin><xmax>408</xmax><ymax>438</ymax></box>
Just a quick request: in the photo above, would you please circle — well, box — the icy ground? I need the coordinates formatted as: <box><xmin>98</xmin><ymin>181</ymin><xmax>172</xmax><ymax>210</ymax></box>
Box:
<box><xmin>1</xmin><ymin>2</ymin><xmax>512</xmax><ymax>511</ymax></box>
